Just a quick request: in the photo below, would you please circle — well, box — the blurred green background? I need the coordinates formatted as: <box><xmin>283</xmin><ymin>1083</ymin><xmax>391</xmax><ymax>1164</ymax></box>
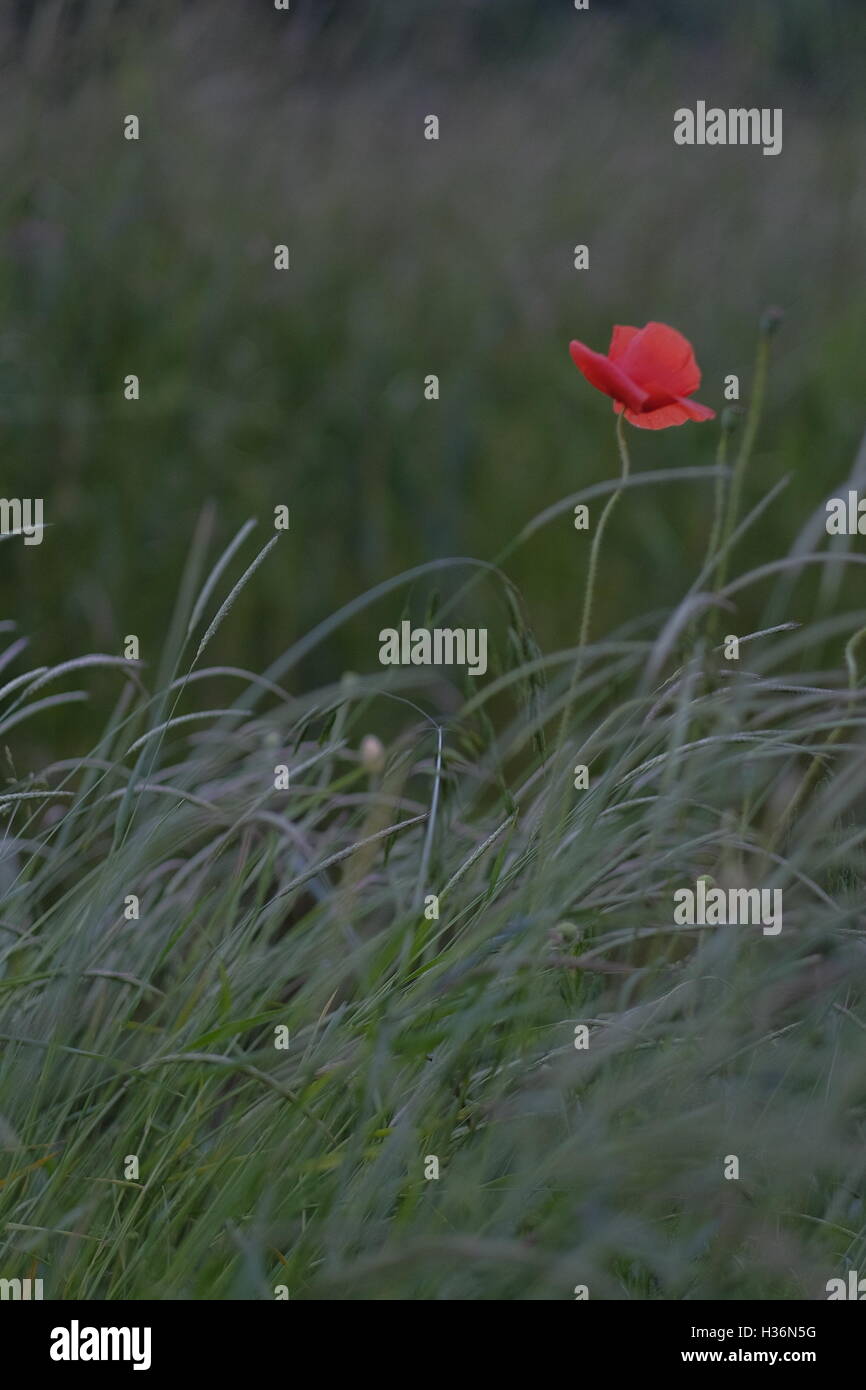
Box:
<box><xmin>1</xmin><ymin>0</ymin><xmax>864</xmax><ymax>750</ymax></box>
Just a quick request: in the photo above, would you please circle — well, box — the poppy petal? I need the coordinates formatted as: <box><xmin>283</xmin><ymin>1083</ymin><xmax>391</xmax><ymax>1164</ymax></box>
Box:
<box><xmin>608</xmin><ymin>325</ymin><xmax>641</xmax><ymax>361</ymax></box>
<box><xmin>569</xmin><ymin>340</ymin><xmax>650</xmax><ymax>412</ymax></box>
<box><xmin>617</xmin><ymin>400</ymin><xmax>693</xmax><ymax>430</ymax></box>
<box><xmin>675</xmin><ymin>395</ymin><xmax>716</xmax><ymax>422</ymax></box>
<box><xmin>616</xmin><ymin>321</ymin><xmax>701</xmax><ymax>397</ymax></box>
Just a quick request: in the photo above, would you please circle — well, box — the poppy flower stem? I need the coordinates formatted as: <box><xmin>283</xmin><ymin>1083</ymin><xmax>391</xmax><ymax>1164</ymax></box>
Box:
<box><xmin>577</xmin><ymin>410</ymin><xmax>630</xmax><ymax>665</ymax></box>
<box><xmin>536</xmin><ymin>413</ymin><xmax>631</xmax><ymax>864</ymax></box>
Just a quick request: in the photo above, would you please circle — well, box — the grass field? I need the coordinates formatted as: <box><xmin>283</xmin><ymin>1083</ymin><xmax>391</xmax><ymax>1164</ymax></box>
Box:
<box><xmin>3</xmin><ymin>341</ymin><xmax>866</xmax><ymax>1296</ymax></box>
<box><xmin>1</xmin><ymin>0</ymin><xmax>866</xmax><ymax>1301</ymax></box>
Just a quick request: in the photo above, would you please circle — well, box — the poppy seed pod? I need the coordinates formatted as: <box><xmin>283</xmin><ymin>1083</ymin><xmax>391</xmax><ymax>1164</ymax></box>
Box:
<box><xmin>760</xmin><ymin>306</ymin><xmax>784</xmax><ymax>337</ymax></box>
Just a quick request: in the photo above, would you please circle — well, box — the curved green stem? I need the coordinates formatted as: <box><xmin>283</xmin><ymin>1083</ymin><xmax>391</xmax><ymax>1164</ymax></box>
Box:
<box><xmin>576</xmin><ymin>411</ymin><xmax>630</xmax><ymax>674</ymax></box>
<box><xmin>536</xmin><ymin>412</ymin><xmax>630</xmax><ymax>858</ymax></box>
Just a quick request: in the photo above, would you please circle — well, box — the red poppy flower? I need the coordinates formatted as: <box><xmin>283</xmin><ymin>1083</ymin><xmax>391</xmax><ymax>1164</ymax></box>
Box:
<box><xmin>569</xmin><ymin>322</ymin><xmax>715</xmax><ymax>430</ymax></box>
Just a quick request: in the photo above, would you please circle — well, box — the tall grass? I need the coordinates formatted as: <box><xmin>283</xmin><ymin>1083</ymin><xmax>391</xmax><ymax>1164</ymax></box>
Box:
<box><xmin>2</xmin><ymin>363</ymin><xmax>866</xmax><ymax>1297</ymax></box>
